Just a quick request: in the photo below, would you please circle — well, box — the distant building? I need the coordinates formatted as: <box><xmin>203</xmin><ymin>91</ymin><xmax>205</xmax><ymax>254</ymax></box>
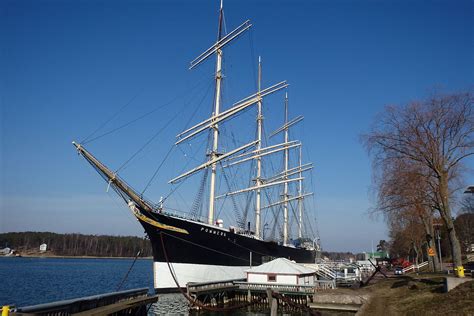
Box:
<box><xmin>246</xmin><ymin>258</ymin><xmax>317</xmax><ymax>286</ymax></box>
<box><xmin>361</xmin><ymin>251</ymin><xmax>389</xmax><ymax>261</ymax></box>
<box><xmin>39</xmin><ymin>243</ymin><xmax>47</xmax><ymax>252</ymax></box>
<box><xmin>1</xmin><ymin>247</ymin><xmax>11</xmax><ymax>255</ymax></box>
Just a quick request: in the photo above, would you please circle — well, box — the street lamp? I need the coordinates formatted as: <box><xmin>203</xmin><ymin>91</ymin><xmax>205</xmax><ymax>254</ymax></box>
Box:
<box><xmin>435</xmin><ymin>225</ymin><xmax>442</xmax><ymax>271</ymax></box>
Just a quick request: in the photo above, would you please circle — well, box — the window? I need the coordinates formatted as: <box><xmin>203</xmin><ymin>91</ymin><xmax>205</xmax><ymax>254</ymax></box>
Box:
<box><xmin>267</xmin><ymin>274</ymin><xmax>276</xmax><ymax>282</ymax></box>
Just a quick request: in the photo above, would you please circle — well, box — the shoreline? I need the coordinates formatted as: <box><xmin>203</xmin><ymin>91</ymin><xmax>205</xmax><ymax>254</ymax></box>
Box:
<box><xmin>2</xmin><ymin>254</ymin><xmax>153</xmax><ymax>260</ymax></box>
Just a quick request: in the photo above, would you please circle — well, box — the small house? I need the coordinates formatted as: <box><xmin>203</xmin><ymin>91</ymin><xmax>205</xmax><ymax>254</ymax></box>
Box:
<box><xmin>39</xmin><ymin>243</ymin><xmax>47</xmax><ymax>252</ymax></box>
<box><xmin>246</xmin><ymin>257</ymin><xmax>317</xmax><ymax>286</ymax></box>
<box><xmin>1</xmin><ymin>247</ymin><xmax>11</xmax><ymax>255</ymax></box>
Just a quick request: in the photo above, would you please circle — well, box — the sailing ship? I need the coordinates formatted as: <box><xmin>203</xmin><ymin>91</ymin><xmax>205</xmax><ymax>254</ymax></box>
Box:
<box><xmin>73</xmin><ymin>1</ymin><xmax>320</xmax><ymax>292</ymax></box>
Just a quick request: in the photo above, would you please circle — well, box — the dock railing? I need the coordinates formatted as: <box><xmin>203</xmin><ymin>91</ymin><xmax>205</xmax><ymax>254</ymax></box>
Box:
<box><xmin>9</xmin><ymin>287</ymin><xmax>156</xmax><ymax>316</ymax></box>
<box><xmin>305</xmin><ymin>262</ymin><xmax>364</xmax><ymax>287</ymax></box>
<box><xmin>187</xmin><ymin>278</ymin><xmax>245</xmax><ymax>295</ymax></box>
<box><xmin>234</xmin><ymin>280</ymin><xmax>336</xmax><ymax>294</ymax></box>
<box><xmin>403</xmin><ymin>261</ymin><xmax>428</xmax><ymax>274</ymax></box>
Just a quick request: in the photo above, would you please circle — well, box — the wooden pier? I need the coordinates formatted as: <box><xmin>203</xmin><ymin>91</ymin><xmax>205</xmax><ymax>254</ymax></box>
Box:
<box><xmin>3</xmin><ymin>288</ymin><xmax>158</xmax><ymax>316</ymax></box>
<box><xmin>186</xmin><ymin>278</ymin><xmax>335</xmax><ymax>315</ymax></box>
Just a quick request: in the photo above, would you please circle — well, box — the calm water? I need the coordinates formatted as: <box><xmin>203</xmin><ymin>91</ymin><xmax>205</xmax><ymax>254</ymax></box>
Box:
<box><xmin>0</xmin><ymin>257</ymin><xmax>325</xmax><ymax>315</ymax></box>
<box><xmin>0</xmin><ymin>257</ymin><xmax>187</xmax><ymax>314</ymax></box>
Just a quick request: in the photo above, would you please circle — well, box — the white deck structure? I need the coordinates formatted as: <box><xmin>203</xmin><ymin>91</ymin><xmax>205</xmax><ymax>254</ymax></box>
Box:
<box><xmin>246</xmin><ymin>258</ymin><xmax>317</xmax><ymax>286</ymax></box>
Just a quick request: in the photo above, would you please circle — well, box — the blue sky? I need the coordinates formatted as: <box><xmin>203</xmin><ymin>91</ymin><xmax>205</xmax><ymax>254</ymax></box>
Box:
<box><xmin>1</xmin><ymin>0</ymin><xmax>473</xmax><ymax>252</ymax></box>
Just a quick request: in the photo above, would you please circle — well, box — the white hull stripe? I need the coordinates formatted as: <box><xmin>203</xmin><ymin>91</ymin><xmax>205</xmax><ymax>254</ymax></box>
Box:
<box><xmin>153</xmin><ymin>261</ymin><xmax>248</xmax><ymax>289</ymax></box>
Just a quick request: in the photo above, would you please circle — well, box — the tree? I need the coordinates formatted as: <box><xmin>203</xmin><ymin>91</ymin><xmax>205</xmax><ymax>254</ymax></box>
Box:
<box><xmin>455</xmin><ymin>194</ymin><xmax>474</xmax><ymax>254</ymax></box>
<box><xmin>454</xmin><ymin>213</ymin><xmax>474</xmax><ymax>254</ymax></box>
<box><xmin>387</xmin><ymin>210</ymin><xmax>425</xmax><ymax>263</ymax></box>
<box><xmin>376</xmin><ymin>240</ymin><xmax>388</xmax><ymax>253</ymax></box>
<box><xmin>363</xmin><ymin>90</ymin><xmax>474</xmax><ymax>272</ymax></box>
<box><xmin>460</xmin><ymin>194</ymin><xmax>474</xmax><ymax>214</ymax></box>
<box><xmin>367</xmin><ymin>144</ymin><xmax>441</xmax><ymax>270</ymax></box>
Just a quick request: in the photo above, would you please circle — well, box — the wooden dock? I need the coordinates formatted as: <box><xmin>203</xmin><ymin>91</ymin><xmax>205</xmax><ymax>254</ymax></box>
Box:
<box><xmin>4</xmin><ymin>288</ymin><xmax>158</xmax><ymax>316</ymax></box>
<box><xmin>186</xmin><ymin>278</ymin><xmax>336</xmax><ymax>315</ymax></box>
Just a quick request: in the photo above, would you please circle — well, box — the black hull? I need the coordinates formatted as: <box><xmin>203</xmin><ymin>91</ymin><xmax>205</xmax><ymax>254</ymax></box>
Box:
<box><xmin>139</xmin><ymin>211</ymin><xmax>316</xmax><ymax>266</ymax></box>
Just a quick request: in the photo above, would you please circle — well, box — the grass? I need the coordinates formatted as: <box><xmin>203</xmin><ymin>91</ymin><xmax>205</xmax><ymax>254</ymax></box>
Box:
<box><xmin>358</xmin><ymin>275</ymin><xmax>474</xmax><ymax>315</ymax></box>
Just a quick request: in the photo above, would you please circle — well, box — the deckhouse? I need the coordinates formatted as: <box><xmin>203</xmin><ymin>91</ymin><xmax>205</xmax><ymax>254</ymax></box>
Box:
<box><xmin>246</xmin><ymin>258</ymin><xmax>317</xmax><ymax>286</ymax></box>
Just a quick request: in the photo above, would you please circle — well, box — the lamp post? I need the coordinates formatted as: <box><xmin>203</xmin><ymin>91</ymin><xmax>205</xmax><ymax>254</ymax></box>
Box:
<box><xmin>435</xmin><ymin>225</ymin><xmax>443</xmax><ymax>271</ymax></box>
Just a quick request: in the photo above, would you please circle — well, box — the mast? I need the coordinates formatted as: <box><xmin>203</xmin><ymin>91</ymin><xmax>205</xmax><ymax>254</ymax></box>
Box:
<box><xmin>283</xmin><ymin>92</ymin><xmax>289</xmax><ymax>245</ymax></box>
<box><xmin>255</xmin><ymin>56</ymin><xmax>263</xmax><ymax>238</ymax></box>
<box><xmin>298</xmin><ymin>145</ymin><xmax>303</xmax><ymax>238</ymax></box>
<box><xmin>208</xmin><ymin>0</ymin><xmax>224</xmax><ymax>225</ymax></box>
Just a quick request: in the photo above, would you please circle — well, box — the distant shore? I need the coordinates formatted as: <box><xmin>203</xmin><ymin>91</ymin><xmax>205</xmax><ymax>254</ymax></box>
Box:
<box><xmin>1</xmin><ymin>232</ymin><xmax>153</xmax><ymax>258</ymax></box>
<box><xmin>2</xmin><ymin>253</ymin><xmax>152</xmax><ymax>260</ymax></box>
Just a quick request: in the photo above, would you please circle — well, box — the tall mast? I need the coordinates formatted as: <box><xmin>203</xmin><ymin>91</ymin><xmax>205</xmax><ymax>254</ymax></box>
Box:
<box><xmin>255</xmin><ymin>56</ymin><xmax>263</xmax><ymax>238</ymax></box>
<box><xmin>283</xmin><ymin>92</ymin><xmax>289</xmax><ymax>245</ymax></box>
<box><xmin>208</xmin><ymin>0</ymin><xmax>224</xmax><ymax>225</ymax></box>
<box><xmin>298</xmin><ymin>145</ymin><xmax>303</xmax><ymax>238</ymax></box>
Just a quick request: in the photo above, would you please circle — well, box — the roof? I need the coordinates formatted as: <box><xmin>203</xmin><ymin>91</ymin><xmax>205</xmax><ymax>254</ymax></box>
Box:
<box><xmin>246</xmin><ymin>258</ymin><xmax>316</xmax><ymax>275</ymax></box>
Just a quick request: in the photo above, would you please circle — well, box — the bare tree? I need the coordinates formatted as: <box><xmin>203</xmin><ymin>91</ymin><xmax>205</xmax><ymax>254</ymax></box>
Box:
<box><xmin>363</xmin><ymin>90</ymin><xmax>474</xmax><ymax>272</ymax></box>
<box><xmin>376</xmin><ymin>239</ymin><xmax>388</xmax><ymax>252</ymax></box>
<box><xmin>460</xmin><ymin>194</ymin><xmax>474</xmax><ymax>214</ymax></box>
<box><xmin>455</xmin><ymin>194</ymin><xmax>474</xmax><ymax>254</ymax></box>
<box><xmin>387</xmin><ymin>209</ymin><xmax>425</xmax><ymax>263</ymax></box>
<box><xmin>376</xmin><ymin>158</ymin><xmax>441</xmax><ymax>270</ymax></box>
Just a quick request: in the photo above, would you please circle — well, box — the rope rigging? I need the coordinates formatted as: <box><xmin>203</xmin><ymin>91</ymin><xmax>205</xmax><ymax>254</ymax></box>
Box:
<box><xmin>162</xmin><ymin>138</ymin><xmax>209</xmax><ymax>203</ymax></box>
<box><xmin>81</xmin><ymin>91</ymin><xmax>141</xmax><ymax>144</ymax></box>
<box><xmin>189</xmin><ymin>168</ymin><xmax>209</xmax><ymax>221</ymax></box>
<box><xmin>220</xmin><ymin>162</ymin><xmax>244</xmax><ymax>226</ymax></box>
<box><xmin>116</xmin><ymin>250</ymin><xmax>141</xmax><ymax>291</ymax></box>
<box><xmin>81</xmin><ymin>73</ymin><xmax>213</xmax><ymax>145</ymax></box>
<box><xmin>158</xmin><ymin>232</ymin><xmax>264</xmax><ymax>312</ymax></box>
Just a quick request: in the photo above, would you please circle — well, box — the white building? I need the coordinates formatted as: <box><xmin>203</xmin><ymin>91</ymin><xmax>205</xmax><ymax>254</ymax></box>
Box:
<box><xmin>246</xmin><ymin>258</ymin><xmax>317</xmax><ymax>286</ymax></box>
<box><xmin>39</xmin><ymin>243</ymin><xmax>47</xmax><ymax>252</ymax></box>
<box><xmin>1</xmin><ymin>247</ymin><xmax>11</xmax><ymax>255</ymax></box>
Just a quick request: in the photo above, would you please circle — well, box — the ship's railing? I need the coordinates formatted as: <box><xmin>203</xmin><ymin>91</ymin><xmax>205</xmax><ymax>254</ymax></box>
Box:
<box><xmin>161</xmin><ymin>208</ymin><xmax>208</xmax><ymax>224</ymax></box>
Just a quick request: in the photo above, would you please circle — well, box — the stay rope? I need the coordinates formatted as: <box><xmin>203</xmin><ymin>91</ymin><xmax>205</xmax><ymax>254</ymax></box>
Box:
<box><xmin>116</xmin><ymin>250</ymin><xmax>141</xmax><ymax>291</ymax></box>
<box><xmin>158</xmin><ymin>232</ymin><xmax>263</xmax><ymax>312</ymax></box>
<box><xmin>115</xmin><ymin>110</ymin><xmax>181</xmax><ymax>173</ymax></box>
<box><xmin>82</xmin><ymin>92</ymin><xmax>141</xmax><ymax>144</ymax></box>
<box><xmin>81</xmin><ymin>73</ymin><xmax>213</xmax><ymax>145</ymax></box>
<box><xmin>141</xmin><ymin>80</ymin><xmax>214</xmax><ymax>195</ymax></box>
<box><xmin>158</xmin><ymin>231</ymin><xmax>319</xmax><ymax>314</ymax></box>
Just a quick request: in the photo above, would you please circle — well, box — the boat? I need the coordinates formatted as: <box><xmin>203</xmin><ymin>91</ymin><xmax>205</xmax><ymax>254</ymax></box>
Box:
<box><xmin>73</xmin><ymin>1</ymin><xmax>320</xmax><ymax>293</ymax></box>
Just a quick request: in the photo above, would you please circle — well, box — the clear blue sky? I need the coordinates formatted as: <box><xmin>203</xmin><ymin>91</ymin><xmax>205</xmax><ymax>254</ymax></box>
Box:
<box><xmin>1</xmin><ymin>0</ymin><xmax>473</xmax><ymax>252</ymax></box>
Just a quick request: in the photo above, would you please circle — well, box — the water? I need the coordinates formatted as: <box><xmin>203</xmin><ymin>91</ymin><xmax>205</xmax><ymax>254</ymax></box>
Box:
<box><xmin>0</xmin><ymin>257</ymin><xmax>333</xmax><ymax>315</ymax></box>
<box><xmin>0</xmin><ymin>257</ymin><xmax>261</xmax><ymax>315</ymax></box>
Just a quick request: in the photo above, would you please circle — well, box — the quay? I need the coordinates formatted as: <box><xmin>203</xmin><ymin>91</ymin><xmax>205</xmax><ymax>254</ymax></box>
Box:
<box><xmin>2</xmin><ymin>288</ymin><xmax>157</xmax><ymax>316</ymax></box>
<box><xmin>186</xmin><ymin>279</ymin><xmax>332</xmax><ymax>315</ymax></box>
<box><xmin>183</xmin><ymin>257</ymin><xmax>378</xmax><ymax>314</ymax></box>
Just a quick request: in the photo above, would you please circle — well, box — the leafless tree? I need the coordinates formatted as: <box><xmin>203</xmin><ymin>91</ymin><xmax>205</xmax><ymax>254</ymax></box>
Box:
<box><xmin>363</xmin><ymin>90</ymin><xmax>474</xmax><ymax>271</ymax></box>
<box><xmin>387</xmin><ymin>209</ymin><xmax>425</xmax><ymax>263</ymax></box>
<box><xmin>375</xmin><ymin>157</ymin><xmax>441</xmax><ymax>270</ymax></box>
